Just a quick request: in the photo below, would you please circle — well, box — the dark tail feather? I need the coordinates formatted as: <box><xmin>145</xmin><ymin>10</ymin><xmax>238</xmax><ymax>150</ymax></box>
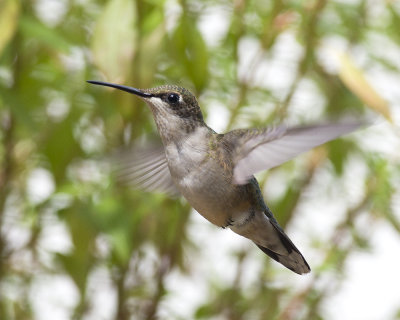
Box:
<box><xmin>256</xmin><ymin>243</ymin><xmax>310</xmax><ymax>275</ymax></box>
<box><xmin>257</xmin><ymin>208</ymin><xmax>311</xmax><ymax>275</ymax></box>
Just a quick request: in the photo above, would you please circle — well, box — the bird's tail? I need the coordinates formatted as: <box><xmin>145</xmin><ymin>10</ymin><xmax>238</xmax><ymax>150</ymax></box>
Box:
<box><xmin>254</xmin><ymin>215</ymin><xmax>310</xmax><ymax>274</ymax></box>
<box><xmin>256</xmin><ymin>242</ymin><xmax>310</xmax><ymax>275</ymax></box>
<box><xmin>231</xmin><ymin>205</ymin><xmax>311</xmax><ymax>274</ymax></box>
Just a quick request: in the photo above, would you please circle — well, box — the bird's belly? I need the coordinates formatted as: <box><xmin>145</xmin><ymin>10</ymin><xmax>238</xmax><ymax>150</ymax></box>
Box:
<box><xmin>165</xmin><ymin>138</ymin><xmax>245</xmax><ymax>227</ymax></box>
<box><xmin>174</xmin><ymin>162</ymin><xmax>243</xmax><ymax>227</ymax></box>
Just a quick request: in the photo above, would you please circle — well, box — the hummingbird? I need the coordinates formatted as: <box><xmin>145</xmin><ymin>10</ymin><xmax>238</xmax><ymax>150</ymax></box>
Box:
<box><xmin>88</xmin><ymin>80</ymin><xmax>361</xmax><ymax>274</ymax></box>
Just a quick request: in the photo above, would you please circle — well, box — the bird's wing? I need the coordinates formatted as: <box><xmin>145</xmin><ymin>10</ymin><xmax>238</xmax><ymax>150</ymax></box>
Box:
<box><xmin>231</xmin><ymin>122</ymin><xmax>362</xmax><ymax>184</ymax></box>
<box><xmin>113</xmin><ymin>143</ymin><xmax>179</xmax><ymax>196</ymax></box>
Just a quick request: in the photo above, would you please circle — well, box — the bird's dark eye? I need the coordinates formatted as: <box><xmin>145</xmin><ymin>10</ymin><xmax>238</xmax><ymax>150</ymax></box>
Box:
<box><xmin>167</xmin><ymin>93</ymin><xmax>179</xmax><ymax>104</ymax></box>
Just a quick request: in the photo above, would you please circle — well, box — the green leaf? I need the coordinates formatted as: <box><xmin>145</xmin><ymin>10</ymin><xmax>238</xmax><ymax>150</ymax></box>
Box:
<box><xmin>19</xmin><ymin>15</ymin><xmax>71</xmax><ymax>52</ymax></box>
<box><xmin>170</xmin><ymin>16</ymin><xmax>209</xmax><ymax>91</ymax></box>
<box><xmin>368</xmin><ymin>157</ymin><xmax>397</xmax><ymax>232</ymax></box>
<box><xmin>328</xmin><ymin>139</ymin><xmax>355</xmax><ymax>175</ymax></box>
<box><xmin>138</xmin><ymin>24</ymin><xmax>166</xmax><ymax>86</ymax></box>
<box><xmin>57</xmin><ymin>203</ymin><xmax>97</xmax><ymax>293</ymax></box>
<box><xmin>109</xmin><ymin>229</ymin><xmax>132</xmax><ymax>264</ymax></box>
<box><xmin>0</xmin><ymin>0</ymin><xmax>20</xmax><ymax>56</ymax></box>
<box><xmin>91</xmin><ymin>0</ymin><xmax>137</xmax><ymax>83</ymax></box>
<box><xmin>338</xmin><ymin>52</ymin><xmax>392</xmax><ymax>122</ymax></box>
<box><xmin>41</xmin><ymin>113</ymin><xmax>82</xmax><ymax>183</ymax></box>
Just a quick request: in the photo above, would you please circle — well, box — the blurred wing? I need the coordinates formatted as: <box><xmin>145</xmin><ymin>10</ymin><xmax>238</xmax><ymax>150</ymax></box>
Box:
<box><xmin>233</xmin><ymin>122</ymin><xmax>362</xmax><ymax>184</ymax></box>
<box><xmin>114</xmin><ymin>143</ymin><xmax>179</xmax><ymax>196</ymax></box>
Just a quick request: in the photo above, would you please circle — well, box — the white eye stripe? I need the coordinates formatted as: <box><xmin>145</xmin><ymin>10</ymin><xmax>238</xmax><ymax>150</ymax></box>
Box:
<box><xmin>149</xmin><ymin>97</ymin><xmax>163</xmax><ymax>106</ymax></box>
<box><xmin>148</xmin><ymin>94</ymin><xmax>183</xmax><ymax>109</ymax></box>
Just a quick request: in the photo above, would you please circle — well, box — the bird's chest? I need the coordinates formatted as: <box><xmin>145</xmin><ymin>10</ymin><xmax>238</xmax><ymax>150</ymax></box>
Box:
<box><xmin>164</xmin><ymin>134</ymin><xmax>209</xmax><ymax>189</ymax></box>
<box><xmin>164</xmin><ymin>133</ymin><xmax>240</xmax><ymax>226</ymax></box>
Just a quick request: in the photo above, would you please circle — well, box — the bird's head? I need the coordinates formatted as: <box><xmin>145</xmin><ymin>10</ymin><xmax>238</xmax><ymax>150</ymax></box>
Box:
<box><xmin>87</xmin><ymin>81</ymin><xmax>204</xmax><ymax>124</ymax></box>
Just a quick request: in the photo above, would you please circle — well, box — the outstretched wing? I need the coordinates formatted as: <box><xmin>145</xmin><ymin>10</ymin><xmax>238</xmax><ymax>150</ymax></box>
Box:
<box><xmin>231</xmin><ymin>122</ymin><xmax>362</xmax><ymax>184</ymax></box>
<box><xmin>113</xmin><ymin>143</ymin><xmax>179</xmax><ymax>196</ymax></box>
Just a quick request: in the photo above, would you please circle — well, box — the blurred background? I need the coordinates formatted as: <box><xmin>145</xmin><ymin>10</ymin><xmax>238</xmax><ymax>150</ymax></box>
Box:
<box><xmin>1</xmin><ymin>0</ymin><xmax>400</xmax><ymax>319</ymax></box>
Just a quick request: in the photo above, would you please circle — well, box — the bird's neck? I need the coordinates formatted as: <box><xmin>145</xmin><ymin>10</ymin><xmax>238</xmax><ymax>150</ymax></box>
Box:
<box><xmin>153</xmin><ymin>113</ymin><xmax>210</xmax><ymax>145</ymax></box>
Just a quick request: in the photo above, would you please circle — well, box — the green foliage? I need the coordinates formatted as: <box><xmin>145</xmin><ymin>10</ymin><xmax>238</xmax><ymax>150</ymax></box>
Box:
<box><xmin>92</xmin><ymin>0</ymin><xmax>137</xmax><ymax>82</ymax></box>
<box><xmin>0</xmin><ymin>1</ymin><xmax>399</xmax><ymax>319</ymax></box>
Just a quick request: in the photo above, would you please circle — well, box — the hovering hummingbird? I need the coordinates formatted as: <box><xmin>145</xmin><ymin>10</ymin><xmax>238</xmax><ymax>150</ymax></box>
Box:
<box><xmin>88</xmin><ymin>80</ymin><xmax>361</xmax><ymax>274</ymax></box>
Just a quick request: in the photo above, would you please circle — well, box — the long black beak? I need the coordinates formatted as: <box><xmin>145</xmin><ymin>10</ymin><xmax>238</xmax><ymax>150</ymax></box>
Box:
<box><xmin>87</xmin><ymin>80</ymin><xmax>152</xmax><ymax>98</ymax></box>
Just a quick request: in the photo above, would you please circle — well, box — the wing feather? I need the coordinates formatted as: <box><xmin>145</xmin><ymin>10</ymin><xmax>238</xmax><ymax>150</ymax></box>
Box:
<box><xmin>233</xmin><ymin>122</ymin><xmax>362</xmax><ymax>184</ymax></box>
<box><xmin>113</xmin><ymin>143</ymin><xmax>179</xmax><ymax>196</ymax></box>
